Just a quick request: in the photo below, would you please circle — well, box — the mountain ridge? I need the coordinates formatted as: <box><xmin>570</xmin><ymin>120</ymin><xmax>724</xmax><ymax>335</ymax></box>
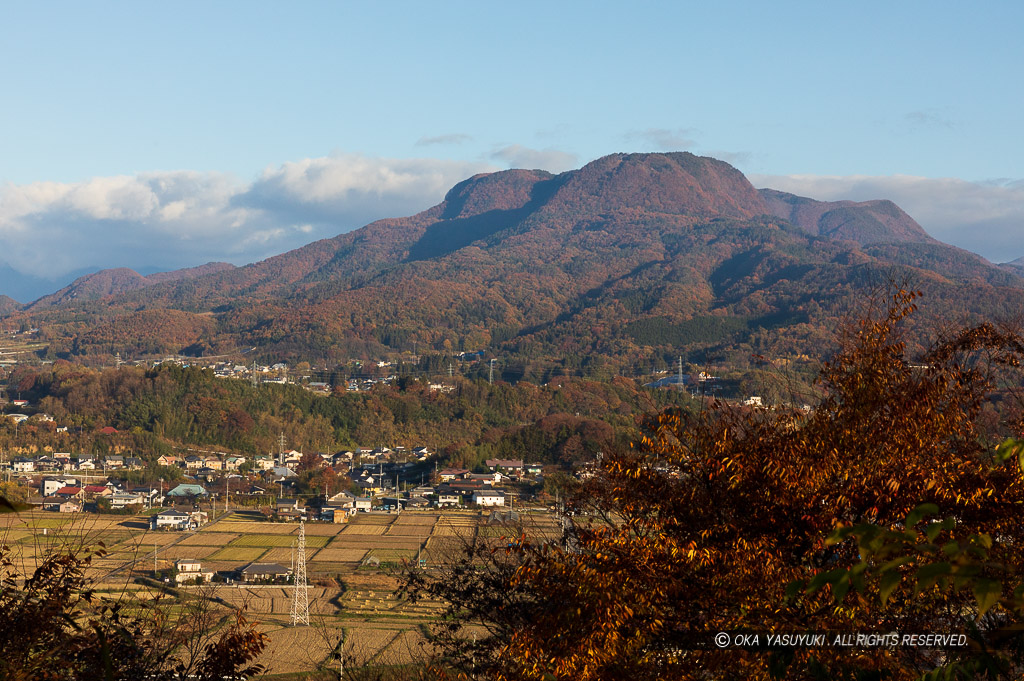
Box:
<box><xmin>26</xmin><ymin>262</ymin><xmax>236</xmax><ymax>310</ymax></box>
<box><xmin>4</xmin><ymin>152</ymin><xmax>1020</xmax><ymax>368</ymax></box>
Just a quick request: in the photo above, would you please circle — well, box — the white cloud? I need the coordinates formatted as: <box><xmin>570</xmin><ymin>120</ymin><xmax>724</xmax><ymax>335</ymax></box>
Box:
<box><xmin>749</xmin><ymin>173</ymin><xmax>1024</xmax><ymax>263</ymax></box>
<box><xmin>623</xmin><ymin>127</ymin><xmax>696</xmax><ymax>151</ymax></box>
<box><xmin>416</xmin><ymin>133</ymin><xmax>473</xmax><ymax>146</ymax></box>
<box><xmin>0</xmin><ymin>154</ymin><xmax>494</xmax><ymax>295</ymax></box>
<box><xmin>490</xmin><ymin>145</ymin><xmax>578</xmax><ymax>173</ymax></box>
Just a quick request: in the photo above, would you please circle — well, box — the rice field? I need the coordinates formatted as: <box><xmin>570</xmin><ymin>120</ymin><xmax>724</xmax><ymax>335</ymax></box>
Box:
<box><xmin>341</xmin><ymin>524</ymin><xmax>387</xmax><ymax>535</ymax></box>
<box><xmin>159</xmin><ymin>544</ymin><xmax>218</xmax><ymax>560</ymax></box>
<box><xmin>213</xmin><ymin>522</ymin><xmax>297</xmax><ymax>534</ymax></box>
<box><xmin>1</xmin><ymin>506</ymin><xmax>565</xmax><ymax>676</ymax></box>
<box><xmin>229</xmin><ymin>534</ymin><xmax>298</xmax><ymax>548</ymax></box>
<box><xmin>326</xmin><ymin>537</ymin><xmax>422</xmax><ymax>550</ymax></box>
<box><xmin>386</xmin><ymin>523</ymin><xmax>435</xmax><ymax>536</ymax></box>
<box><xmin>208</xmin><ymin>546</ymin><xmax>268</xmax><ymax>562</ymax></box>
<box><xmin>259</xmin><ymin>547</ymin><xmax>301</xmax><ymax>563</ymax></box>
<box><xmin>178</xmin><ymin>532</ymin><xmax>239</xmax><ymax>546</ymax></box>
<box><xmin>392</xmin><ymin>513</ymin><xmax>438</xmax><ymax>525</ymax></box>
<box><xmin>348</xmin><ymin>514</ymin><xmax>394</xmax><ymax>525</ymax></box>
<box><xmin>312</xmin><ymin>547</ymin><xmax>368</xmax><ymax>562</ymax></box>
<box><xmin>365</xmin><ymin>548</ymin><xmax>417</xmax><ymax>563</ymax></box>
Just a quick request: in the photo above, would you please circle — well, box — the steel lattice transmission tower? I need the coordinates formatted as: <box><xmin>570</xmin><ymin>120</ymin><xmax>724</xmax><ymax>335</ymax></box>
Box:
<box><xmin>290</xmin><ymin>521</ymin><xmax>310</xmax><ymax>626</ymax></box>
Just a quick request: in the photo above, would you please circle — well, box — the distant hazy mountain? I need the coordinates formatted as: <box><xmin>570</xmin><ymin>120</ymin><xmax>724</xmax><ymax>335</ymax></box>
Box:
<box><xmin>26</xmin><ymin>262</ymin><xmax>236</xmax><ymax>310</ymax></box>
<box><xmin>5</xmin><ymin>152</ymin><xmax>1020</xmax><ymax>366</ymax></box>
<box><xmin>0</xmin><ymin>295</ymin><xmax>20</xmax><ymax>316</ymax></box>
<box><xmin>1000</xmin><ymin>256</ymin><xmax>1024</xmax><ymax>277</ymax></box>
<box><xmin>758</xmin><ymin>189</ymin><xmax>936</xmax><ymax>245</ymax></box>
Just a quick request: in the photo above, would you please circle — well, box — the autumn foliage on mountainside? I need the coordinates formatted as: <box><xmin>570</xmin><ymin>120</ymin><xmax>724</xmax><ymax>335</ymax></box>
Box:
<box><xmin>8</xmin><ymin>153</ymin><xmax>1023</xmax><ymax>373</ymax></box>
<box><xmin>407</xmin><ymin>290</ymin><xmax>1024</xmax><ymax>680</ymax></box>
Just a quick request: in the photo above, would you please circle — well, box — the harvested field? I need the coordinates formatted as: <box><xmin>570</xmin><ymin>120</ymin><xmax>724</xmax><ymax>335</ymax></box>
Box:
<box><xmin>386</xmin><ymin>524</ymin><xmax>434</xmax><ymax>536</ymax></box>
<box><xmin>343</xmin><ymin>626</ymin><xmax>410</xmax><ymax>666</ymax></box>
<box><xmin>377</xmin><ymin>628</ymin><xmax>428</xmax><ymax>664</ymax></box>
<box><xmin>23</xmin><ymin>518</ymin><xmax>76</xmax><ymax>529</ymax></box>
<box><xmin>230</xmin><ymin>534</ymin><xmax>296</xmax><ymax>548</ymax></box>
<box><xmin>341</xmin><ymin>524</ymin><xmax>386</xmax><ymax>535</ymax></box>
<box><xmin>158</xmin><ymin>545</ymin><xmax>218</xmax><ymax>560</ymax></box>
<box><xmin>231</xmin><ymin>533</ymin><xmax>330</xmax><ymax>548</ymax></box>
<box><xmin>255</xmin><ymin>623</ymin><xmax>336</xmax><ymax>674</ymax></box>
<box><xmin>422</xmin><ymin>537</ymin><xmax>469</xmax><ymax>563</ymax></box>
<box><xmin>301</xmin><ymin>523</ymin><xmax>347</xmax><ymax>536</ymax></box>
<box><xmin>312</xmin><ymin>547</ymin><xmax>367</xmax><ymax>562</ymax></box>
<box><xmin>392</xmin><ymin>514</ymin><xmax>438</xmax><ymax>525</ymax></box>
<box><xmin>430</xmin><ymin>524</ymin><xmax>476</xmax><ymax>538</ymax></box>
<box><xmin>214</xmin><ymin>522</ymin><xmax>296</xmax><ymax>534</ymax></box>
<box><xmin>0</xmin><ymin>529</ymin><xmax>31</xmax><ymax>543</ymax></box>
<box><xmin>208</xmin><ymin>546</ymin><xmax>267</xmax><ymax>562</ymax></box>
<box><xmin>365</xmin><ymin>548</ymin><xmax>417</xmax><ymax>563</ymax></box>
<box><xmin>349</xmin><ymin>514</ymin><xmax>394</xmax><ymax>525</ymax></box>
<box><xmin>177</xmin><ymin>533</ymin><xmax>238</xmax><ymax>546</ymax></box>
<box><xmin>328</xmin><ymin>537</ymin><xmax>422</xmax><ymax>550</ymax></box>
<box><xmin>259</xmin><ymin>547</ymin><xmax>299</xmax><ymax>563</ymax></box>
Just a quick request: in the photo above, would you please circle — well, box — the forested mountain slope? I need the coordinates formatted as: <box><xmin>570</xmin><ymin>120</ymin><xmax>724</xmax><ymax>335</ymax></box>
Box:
<box><xmin>5</xmin><ymin>152</ymin><xmax>1020</xmax><ymax>370</ymax></box>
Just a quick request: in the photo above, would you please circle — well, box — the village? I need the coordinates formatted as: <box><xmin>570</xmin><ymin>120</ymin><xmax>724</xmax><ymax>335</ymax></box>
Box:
<box><xmin>2</xmin><ymin>444</ymin><xmax>543</xmax><ymax>519</ymax></box>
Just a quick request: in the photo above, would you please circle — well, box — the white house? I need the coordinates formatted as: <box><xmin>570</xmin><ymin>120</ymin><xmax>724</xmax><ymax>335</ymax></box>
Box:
<box><xmin>41</xmin><ymin>477</ymin><xmax>78</xmax><ymax>497</ymax></box>
<box><xmin>12</xmin><ymin>458</ymin><xmax>34</xmax><ymax>473</ymax></box>
<box><xmin>472</xmin><ymin>490</ymin><xmax>506</xmax><ymax>507</ymax></box>
<box><xmin>174</xmin><ymin>559</ymin><xmax>214</xmax><ymax>584</ymax></box>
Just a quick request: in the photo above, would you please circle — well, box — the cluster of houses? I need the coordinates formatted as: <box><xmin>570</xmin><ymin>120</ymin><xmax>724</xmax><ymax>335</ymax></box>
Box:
<box><xmin>148</xmin><ymin>356</ymin><xmax>401</xmax><ymax>393</ymax></box>
<box><xmin>5</xmin><ymin>452</ymin><xmax>144</xmax><ymax>474</ymax></box>
<box><xmin>6</xmin><ymin>438</ymin><xmax>546</xmax><ymax>524</ymax></box>
<box><xmin>31</xmin><ymin>475</ymin><xmax>162</xmax><ymax>513</ymax></box>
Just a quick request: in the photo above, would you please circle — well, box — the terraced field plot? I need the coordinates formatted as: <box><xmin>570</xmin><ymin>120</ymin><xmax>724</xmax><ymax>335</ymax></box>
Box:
<box><xmin>178</xmin><ymin>532</ymin><xmax>238</xmax><ymax>546</ymax></box>
<box><xmin>230</xmin><ymin>533</ymin><xmax>329</xmax><ymax>548</ymax></box>
<box><xmin>392</xmin><ymin>513</ymin><xmax>438</xmax><ymax>525</ymax></box>
<box><xmin>301</xmin><ymin>523</ymin><xmax>348</xmax><ymax>536</ymax></box>
<box><xmin>208</xmin><ymin>546</ymin><xmax>267</xmax><ymax>562</ymax></box>
<box><xmin>312</xmin><ymin>547</ymin><xmax>368</xmax><ymax>562</ymax></box>
<box><xmin>422</xmin><ymin>536</ymin><xmax>470</xmax><ymax>563</ymax></box>
<box><xmin>387</xmin><ymin>523</ymin><xmax>435</xmax><ymax>536</ymax></box>
<box><xmin>342</xmin><ymin>524</ymin><xmax>387</xmax><ymax>535</ymax></box>
<box><xmin>250</xmin><ymin>622</ymin><xmax>333</xmax><ymax>673</ymax></box>
<box><xmin>215</xmin><ymin>522</ymin><xmax>297</xmax><ymax>534</ymax></box>
<box><xmin>430</xmin><ymin>523</ymin><xmax>477</xmax><ymax>538</ymax></box>
<box><xmin>159</xmin><ymin>544</ymin><xmax>218</xmax><ymax>560</ymax></box>
<box><xmin>252</xmin><ymin>547</ymin><xmax>289</xmax><ymax>563</ymax></box>
<box><xmin>328</xmin><ymin>536</ymin><xmax>422</xmax><ymax>550</ymax></box>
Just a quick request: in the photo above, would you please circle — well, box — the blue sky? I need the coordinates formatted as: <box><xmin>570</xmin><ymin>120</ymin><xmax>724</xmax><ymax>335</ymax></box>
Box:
<box><xmin>1</xmin><ymin>2</ymin><xmax>1022</xmax><ymax>300</ymax></box>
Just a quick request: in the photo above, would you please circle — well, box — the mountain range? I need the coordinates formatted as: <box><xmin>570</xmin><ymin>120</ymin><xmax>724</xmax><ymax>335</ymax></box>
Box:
<box><xmin>3</xmin><ymin>152</ymin><xmax>1020</xmax><ymax>372</ymax></box>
